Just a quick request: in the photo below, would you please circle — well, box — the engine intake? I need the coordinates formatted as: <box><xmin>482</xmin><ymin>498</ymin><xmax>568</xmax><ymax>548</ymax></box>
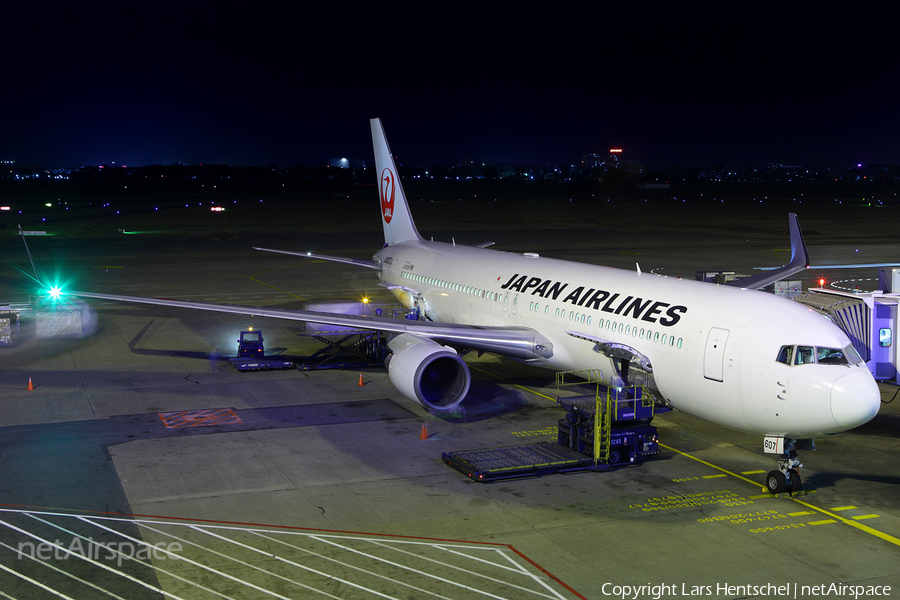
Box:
<box><xmin>386</xmin><ymin>334</ymin><xmax>470</xmax><ymax>411</ymax></box>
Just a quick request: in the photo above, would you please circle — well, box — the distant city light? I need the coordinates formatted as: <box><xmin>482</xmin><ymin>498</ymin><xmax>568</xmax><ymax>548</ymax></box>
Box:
<box><xmin>610</xmin><ymin>148</ymin><xmax>623</xmax><ymax>153</ymax></box>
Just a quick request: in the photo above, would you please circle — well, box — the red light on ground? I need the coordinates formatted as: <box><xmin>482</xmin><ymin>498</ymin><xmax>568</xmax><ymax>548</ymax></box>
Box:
<box><xmin>210</xmin><ymin>207</ymin><xmax>224</xmax><ymax>212</ymax></box>
<box><xmin>819</xmin><ymin>278</ymin><xmax>825</xmax><ymax>287</ymax></box>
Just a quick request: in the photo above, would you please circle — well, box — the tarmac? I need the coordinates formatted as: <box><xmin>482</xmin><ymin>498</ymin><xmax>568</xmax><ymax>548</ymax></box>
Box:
<box><xmin>1</xmin><ymin>213</ymin><xmax>899</xmax><ymax>600</ymax></box>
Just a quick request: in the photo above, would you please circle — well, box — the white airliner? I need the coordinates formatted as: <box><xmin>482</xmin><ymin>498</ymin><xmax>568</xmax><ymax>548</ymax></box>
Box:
<box><xmin>62</xmin><ymin>118</ymin><xmax>881</xmax><ymax>493</ymax></box>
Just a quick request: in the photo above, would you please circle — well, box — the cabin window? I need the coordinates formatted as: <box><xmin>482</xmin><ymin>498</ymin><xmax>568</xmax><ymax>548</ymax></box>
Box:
<box><xmin>640</xmin><ymin>328</ymin><xmax>645</xmax><ymax>339</ymax></box>
<box><xmin>669</xmin><ymin>336</ymin><xmax>675</xmax><ymax>346</ymax></box>
<box><xmin>625</xmin><ymin>325</ymin><xmax>631</xmax><ymax>335</ymax></box>
<box><xmin>654</xmin><ymin>331</ymin><xmax>660</xmax><ymax>343</ymax></box>
<box><xmin>677</xmin><ymin>337</ymin><xmax>683</xmax><ymax>348</ymax></box>
<box><xmin>661</xmin><ymin>334</ymin><xmax>667</xmax><ymax>345</ymax></box>
<box><xmin>795</xmin><ymin>346</ymin><xmax>815</xmax><ymax>365</ymax></box>
<box><xmin>586</xmin><ymin>315</ymin><xmax>591</xmax><ymax>324</ymax></box>
<box><xmin>545</xmin><ymin>306</ymin><xmax>550</xmax><ymax>315</ymax></box>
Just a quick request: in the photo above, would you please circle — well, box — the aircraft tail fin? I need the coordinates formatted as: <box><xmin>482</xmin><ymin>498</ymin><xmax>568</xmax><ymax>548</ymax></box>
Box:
<box><xmin>370</xmin><ymin>118</ymin><xmax>422</xmax><ymax>246</ymax></box>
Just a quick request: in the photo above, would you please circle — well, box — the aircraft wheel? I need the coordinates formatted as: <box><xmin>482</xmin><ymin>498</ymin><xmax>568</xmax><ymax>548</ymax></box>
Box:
<box><xmin>766</xmin><ymin>470</ymin><xmax>786</xmax><ymax>494</ymax></box>
<box><xmin>609</xmin><ymin>450</ymin><xmax>622</xmax><ymax>464</ymax></box>
<box><xmin>789</xmin><ymin>469</ymin><xmax>802</xmax><ymax>493</ymax></box>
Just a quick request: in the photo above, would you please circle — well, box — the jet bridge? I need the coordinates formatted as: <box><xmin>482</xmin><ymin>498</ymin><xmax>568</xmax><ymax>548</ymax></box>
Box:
<box><xmin>442</xmin><ymin>371</ymin><xmax>660</xmax><ymax>482</ymax></box>
<box><xmin>796</xmin><ymin>288</ymin><xmax>900</xmax><ymax>381</ymax></box>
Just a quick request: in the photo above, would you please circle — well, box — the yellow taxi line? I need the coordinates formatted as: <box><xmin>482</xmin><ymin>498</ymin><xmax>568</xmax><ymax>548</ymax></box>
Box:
<box><xmin>659</xmin><ymin>442</ymin><xmax>900</xmax><ymax>548</ymax></box>
<box><xmin>471</xmin><ymin>375</ymin><xmax>900</xmax><ymax>549</ymax></box>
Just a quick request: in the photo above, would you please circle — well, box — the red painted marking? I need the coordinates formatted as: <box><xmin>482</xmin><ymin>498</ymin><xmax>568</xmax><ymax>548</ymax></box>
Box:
<box><xmin>158</xmin><ymin>408</ymin><xmax>242</xmax><ymax>428</ymax></box>
<box><xmin>380</xmin><ymin>168</ymin><xmax>395</xmax><ymax>223</ymax></box>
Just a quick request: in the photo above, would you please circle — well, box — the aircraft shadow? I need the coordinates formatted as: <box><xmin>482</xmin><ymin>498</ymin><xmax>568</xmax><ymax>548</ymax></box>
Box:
<box><xmin>437</xmin><ymin>382</ymin><xmax>531</xmax><ymax>423</ymax></box>
<box><xmin>803</xmin><ymin>471</ymin><xmax>900</xmax><ymax>489</ymax></box>
<box><xmin>850</xmin><ymin>411</ymin><xmax>900</xmax><ymax>438</ymax></box>
<box><xmin>127</xmin><ymin>318</ymin><xmax>298</xmax><ymax>362</ymax></box>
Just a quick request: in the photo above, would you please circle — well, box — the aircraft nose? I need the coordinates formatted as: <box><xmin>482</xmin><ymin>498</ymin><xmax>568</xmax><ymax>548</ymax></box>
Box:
<box><xmin>831</xmin><ymin>371</ymin><xmax>881</xmax><ymax>429</ymax></box>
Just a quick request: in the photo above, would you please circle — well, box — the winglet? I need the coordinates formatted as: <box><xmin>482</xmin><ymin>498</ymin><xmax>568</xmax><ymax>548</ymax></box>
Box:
<box><xmin>370</xmin><ymin>118</ymin><xmax>422</xmax><ymax>246</ymax></box>
<box><xmin>786</xmin><ymin>212</ymin><xmax>809</xmax><ymax>270</ymax></box>
<box><xmin>725</xmin><ymin>213</ymin><xmax>809</xmax><ymax>290</ymax></box>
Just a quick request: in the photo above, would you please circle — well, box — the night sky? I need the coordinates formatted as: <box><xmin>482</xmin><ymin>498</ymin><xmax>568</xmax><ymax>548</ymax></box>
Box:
<box><xmin>3</xmin><ymin>4</ymin><xmax>898</xmax><ymax>169</ymax></box>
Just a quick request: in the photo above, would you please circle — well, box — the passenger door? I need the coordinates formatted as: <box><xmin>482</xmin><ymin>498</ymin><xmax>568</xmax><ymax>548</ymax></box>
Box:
<box><xmin>703</xmin><ymin>327</ymin><xmax>730</xmax><ymax>382</ymax></box>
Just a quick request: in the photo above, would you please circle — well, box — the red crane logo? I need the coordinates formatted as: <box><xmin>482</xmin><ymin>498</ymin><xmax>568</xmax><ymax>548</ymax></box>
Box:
<box><xmin>380</xmin><ymin>168</ymin><xmax>395</xmax><ymax>223</ymax></box>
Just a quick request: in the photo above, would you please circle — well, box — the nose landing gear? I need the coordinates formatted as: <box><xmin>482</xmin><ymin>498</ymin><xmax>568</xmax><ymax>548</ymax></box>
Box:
<box><xmin>764</xmin><ymin>437</ymin><xmax>814</xmax><ymax>494</ymax></box>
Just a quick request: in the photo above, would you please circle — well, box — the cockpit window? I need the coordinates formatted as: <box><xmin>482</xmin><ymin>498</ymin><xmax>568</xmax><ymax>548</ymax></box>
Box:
<box><xmin>776</xmin><ymin>345</ymin><xmax>794</xmax><ymax>365</ymax></box>
<box><xmin>817</xmin><ymin>347</ymin><xmax>849</xmax><ymax>365</ymax></box>
<box><xmin>780</xmin><ymin>344</ymin><xmax>862</xmax><ymax>366</ymax></box>
<box><xmin>844</xmin><ymin>344</ymin><xmax>863</xmax><ymax>364</ymax></box>
<box><xmin>795</xmin><ymin>346</ymin><xmax>815</xmax><ymax>365</ymax></box>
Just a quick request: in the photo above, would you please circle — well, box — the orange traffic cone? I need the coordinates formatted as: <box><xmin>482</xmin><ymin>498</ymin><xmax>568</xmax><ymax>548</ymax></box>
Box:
<box><xmin>27</xmin><ymin>377</ymin><xmax>33</xmax><ymax>391</ymax></box>
<box><xmin>419</xmin><ymin>422</ymin><xmax>428</xmax><ymax>440</ymax></box>
<box><xmin>358</xmin><ymin>373</ymin><xmax>364</xmax><ymax>387</ymax></box>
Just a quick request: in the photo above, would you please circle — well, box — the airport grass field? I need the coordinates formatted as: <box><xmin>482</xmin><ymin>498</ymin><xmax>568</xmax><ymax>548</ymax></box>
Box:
<box><xmin>3</xmin><ymin>177</ymin><xmax>898</xmax><ymax>246</ymax></box>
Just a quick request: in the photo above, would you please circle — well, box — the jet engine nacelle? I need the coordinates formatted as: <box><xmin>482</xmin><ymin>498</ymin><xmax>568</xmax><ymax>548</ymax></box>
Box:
<box><xmin>386</xmin><ymin>334</ymin><xmax>470</xmax><ymax>411</ymax></box>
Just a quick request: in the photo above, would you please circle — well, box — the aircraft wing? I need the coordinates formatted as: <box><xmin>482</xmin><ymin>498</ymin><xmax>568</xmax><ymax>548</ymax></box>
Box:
<box><xmin>65</xmin><ymin>291</ymin><xmax>553</xmax><ymax>360</ymax></box>
<box><xmin>252</xmin><ymin>247</ymin><xmax>381</xmax><ymax>270</ymax></box>
<box><xmin>724</xmin><ymin>213</ymin><xmax>808</xmax><ymax>290</ymax></box>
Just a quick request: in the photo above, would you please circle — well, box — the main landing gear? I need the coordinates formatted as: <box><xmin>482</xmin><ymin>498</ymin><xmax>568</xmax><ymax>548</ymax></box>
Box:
<box><xmin>764</xmin><ymin>437</ymin><xmax>803</xmax><ymax>494</ymax></box>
